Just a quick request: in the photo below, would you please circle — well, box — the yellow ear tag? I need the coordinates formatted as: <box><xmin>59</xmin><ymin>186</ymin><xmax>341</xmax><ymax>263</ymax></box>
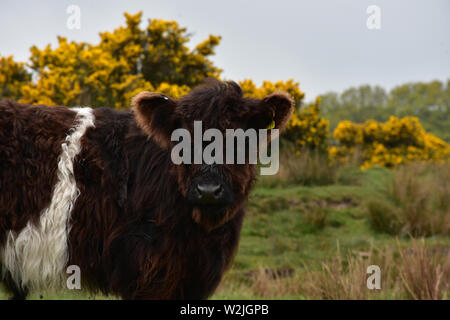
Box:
<box><xmin>267</xmin><ymin>120</ymin><xmax>275</xmax><ymax>130</ymax></box>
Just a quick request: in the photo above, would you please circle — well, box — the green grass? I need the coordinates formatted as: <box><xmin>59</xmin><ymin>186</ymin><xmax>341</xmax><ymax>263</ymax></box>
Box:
<box><xmin>1</xmin><ymin>165</ymin><xmax>449</xmax><ymax>299</ymax></box>
<box><xmin>212</xmin><ymin>165</ymin><xmax>449</xmax><ymax>299</ymax></box>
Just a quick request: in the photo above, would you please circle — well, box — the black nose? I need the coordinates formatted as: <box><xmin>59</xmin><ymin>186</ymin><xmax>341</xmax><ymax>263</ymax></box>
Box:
<box><xmin>196</xmin><ymin>183</ymin><xmax>224</xmax><ymax>204</ymax></box>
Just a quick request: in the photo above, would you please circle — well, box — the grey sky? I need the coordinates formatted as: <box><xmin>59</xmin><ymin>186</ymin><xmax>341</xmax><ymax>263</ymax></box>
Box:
<box><xmin>1</xmin><ymin>0</ymin><xmax>449</xmax><ymax>101</ymax></box>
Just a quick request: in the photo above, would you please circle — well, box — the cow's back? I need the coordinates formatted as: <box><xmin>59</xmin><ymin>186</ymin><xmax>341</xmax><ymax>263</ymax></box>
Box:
<box><xmin>0</xmin><ymin>100</ymin><xmax>96</xmax><ymax>293</ymax></box>
<box><xmin>0</xmin><ymin>100</ymin><xmax>79</xmax><ymax>237</ymax></box>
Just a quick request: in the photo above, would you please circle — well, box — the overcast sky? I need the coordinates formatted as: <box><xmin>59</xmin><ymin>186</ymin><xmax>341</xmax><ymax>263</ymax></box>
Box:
<box><xmin>1</xmin><ymin>0</ymin><xmax>449</xmax><ymax>101</ymax></box>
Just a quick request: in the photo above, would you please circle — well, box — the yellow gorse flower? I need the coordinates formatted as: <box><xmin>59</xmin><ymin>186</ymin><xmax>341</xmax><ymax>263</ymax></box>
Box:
<box><xmin>1</xmin><ymin>12</ymin><xmax>222</xmax><ymax>108</ymax></box>
<box><xmin>330</xmin><ymin>116</ymin><xmax>450</xmax><ymax>168</ymax></box>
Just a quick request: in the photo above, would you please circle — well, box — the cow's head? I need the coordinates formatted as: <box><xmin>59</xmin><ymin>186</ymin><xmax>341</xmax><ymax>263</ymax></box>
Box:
<box><xmin>132</xmin><ymin>78</ymin><xmax>294</xmax><ymax>231</ymax></box>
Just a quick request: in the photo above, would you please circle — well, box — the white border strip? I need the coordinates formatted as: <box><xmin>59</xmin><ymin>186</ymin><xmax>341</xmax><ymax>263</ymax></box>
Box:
<box><xmin>1</xmin><ymin>107</ymin><xmax>95</xmax><ymax>291</ymax></box>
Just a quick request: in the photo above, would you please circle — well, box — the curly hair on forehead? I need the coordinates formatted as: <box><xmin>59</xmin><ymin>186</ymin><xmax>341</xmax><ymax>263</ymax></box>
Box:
<box><xmin>188</xmin><ymin>77</ymin><xmax>243</xmax><ymax>97</ymax></box>
<box><xmin>175</xmin><ymin>81</ymin><xmax>262</xmax><ymax>134</ymax></box>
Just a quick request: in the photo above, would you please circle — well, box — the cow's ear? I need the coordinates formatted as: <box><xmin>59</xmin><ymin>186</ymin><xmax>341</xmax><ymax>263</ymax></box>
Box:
<box><xmin>248</xmin><ymin>91</ymin><xmax>294</xmax><ymax>132</ymax></box>
<box><xmin>132</xmin><ymin>91</ymin><xmax>180</xmax><ymax>149</ymax></box>
<box><xmin>263</xmin><ymin>92</ymin><xmax>295</xmax><ymax>131</ymax></box>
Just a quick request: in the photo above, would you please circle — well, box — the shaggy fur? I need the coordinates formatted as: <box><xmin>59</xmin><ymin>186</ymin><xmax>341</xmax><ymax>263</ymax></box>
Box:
<box><xmin>1</xmin><ymin>108</ymin><xmax>95</xmax><ymax>292</ymax></box>
<box><xmin>0</xmin><ymin>79</ymin><xmax>294</xmax><ymax>299</ymax></box>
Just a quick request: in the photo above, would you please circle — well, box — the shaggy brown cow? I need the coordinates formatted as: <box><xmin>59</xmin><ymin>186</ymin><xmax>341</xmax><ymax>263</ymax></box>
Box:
<box><xmin>0</xmin><ymin>78</ymin><xmax>293</xmax><ymax>299</ymax></box>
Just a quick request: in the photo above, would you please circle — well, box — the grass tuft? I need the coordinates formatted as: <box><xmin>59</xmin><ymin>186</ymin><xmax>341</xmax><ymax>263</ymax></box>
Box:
<box><xmin>366</xmin><ymin>162</ymin><xmax>450</xmax><ymax>237</ymax></box>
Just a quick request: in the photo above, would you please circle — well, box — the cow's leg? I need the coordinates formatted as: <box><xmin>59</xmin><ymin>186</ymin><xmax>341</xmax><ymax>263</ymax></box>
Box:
<box><xmin>2</xmin><ymin>269</ymin><xmax>29</xmax><ymax>300</ymax></box>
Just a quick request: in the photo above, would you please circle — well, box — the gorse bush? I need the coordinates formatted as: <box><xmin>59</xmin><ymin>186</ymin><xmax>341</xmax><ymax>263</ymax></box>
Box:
<box><xmin>330</xmin><ymin>116</ymin><xmax>450</xmax><ymax>169</ymax></box>
<box><xmin>0</xmin><ymin>12</ymin><xmax>306</xmax><ymax>111</ymax></box>
<box><xmin>319</xmin><ymin>80</ymin><xmax>450</xmax><ymax>143</ymax></box>
<box><xmin>366</xmin><ymin>162</ymin><xmax>450</xmax><ymax>237</ymax></box>
<box><xmin>0</xmin><ymin>56</ymin><xmax>31</xmax><ymax>98</ymax></box>
<box><xmin>2</xmin><ymin>12</ymin><xmax>216</xmax><ymax>107</ymax></box>
<box><xmin>1</xmin><ymin>12</ymin><xmax>447</xmax><ymax>169</ymax></box>
<box><xmin>240</xmin><ymin>81</ymin><xmax>330</xmax><ymax>153</ymax></box>
<box><xmin>239</xmin><ymin>78</ymin><xmax>304</xmax><ymax>108</ymax></box>
<box><xmin>284</xmin><ymin>98</ymin><xmax>330</xmax><ymax>151</ymax></box>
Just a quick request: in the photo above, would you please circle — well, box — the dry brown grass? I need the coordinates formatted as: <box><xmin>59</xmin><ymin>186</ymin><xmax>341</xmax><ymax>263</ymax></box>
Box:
<box><xmin>249</xmin><ymin>267</ymin><xmax>300</xmax><ymax>298</ymax></box>
<box><xmin>367</xmin><ymin>162</ymin><xmax>450</xmax><ymax>236</ymax></box>
<box><xmin>258</xmin><ymin>148</ymin><xmax>336</xmax><ymax>187</ymax></box>
<box><xmin>398</xmin><ymin>240</ymin><xmax>450</xmax><ymax>300</ymax></box>
<box><xmin>300</xmin><ymin>243</ymin><xmax>383</xmax><ymax>299</ymax></box>
<box><xmin>215</xmin><ymin>240</ymin><xmax>449</xmax><ymax>300</ymax></box>
<box><xmin>214</xmin><ymin>267</ymin><xmax>301</xmax><ymax>299</ymax></box>
<box><xmin>301</xmin><ymin>239</ymin><xmax>449</xmax><ymax>300</ymax></box>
